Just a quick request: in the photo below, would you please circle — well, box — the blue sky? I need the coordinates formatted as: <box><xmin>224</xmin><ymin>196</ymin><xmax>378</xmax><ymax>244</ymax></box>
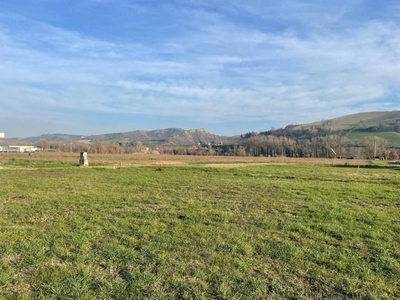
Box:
<box><xmin>1</xmin><ymin>0</ymin><xmax>400</xmax><ymax>138</ymax></box>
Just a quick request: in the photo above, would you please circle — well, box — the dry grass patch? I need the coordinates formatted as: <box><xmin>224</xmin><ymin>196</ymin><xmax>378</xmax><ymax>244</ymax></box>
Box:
<box><xmin>1</xmin><ymin>254</ymin><xmax>21</xmax><ymax>265</ymax></box>
<box><xmin>0</xmin><ymin>196</ymin><xmax>34</xmax><ymax>203</ymax></box>
<box><xmin>1</xmin><ymin>151</ymin><xmax>371</xmax><ymax>167</ymax></box>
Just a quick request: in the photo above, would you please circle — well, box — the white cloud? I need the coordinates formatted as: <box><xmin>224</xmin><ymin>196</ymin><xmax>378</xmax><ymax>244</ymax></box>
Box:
<box><xmin>0</xmin><ymin>1</ymin><xmax>400</xmax><ymax>136</ymax></box>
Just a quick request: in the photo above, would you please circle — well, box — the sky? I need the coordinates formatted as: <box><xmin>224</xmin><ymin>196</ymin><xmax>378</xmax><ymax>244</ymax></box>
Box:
<box><xmin>1</xmin><ymin>0</ymin><xmax>400</xmax><ymax>138</ymax></box>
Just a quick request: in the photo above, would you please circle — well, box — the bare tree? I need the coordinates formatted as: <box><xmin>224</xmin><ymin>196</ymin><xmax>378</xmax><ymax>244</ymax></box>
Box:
<box><xmin>388</xmin><ymin>149</ymin><xmax>399</xmax><ymax>160</ymax></box>
<box><xmin>363</xmin><ymin>136</ymin><xmax>387</xmax><ymax>159</ymax></box>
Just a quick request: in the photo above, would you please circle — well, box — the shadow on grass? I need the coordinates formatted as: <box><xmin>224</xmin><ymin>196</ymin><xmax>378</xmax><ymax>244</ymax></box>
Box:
<box><xmin>333</xmin><ymin>163</ymin><xmax>400</xmax><ymax>170</ymax></box>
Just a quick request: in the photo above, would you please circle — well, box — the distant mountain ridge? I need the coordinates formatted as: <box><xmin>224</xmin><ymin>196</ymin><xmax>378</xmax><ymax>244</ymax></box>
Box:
<box><xmin>10</xmin><ymin>128</ymin><xmax>229</xmax><ymax>146</ymax></box>
<box><xmin>4</xmin><ymin>111</ymin><xmax>400</xmax><ymax>147</ymax></box>
<box><xmin>89</xmin><ymin>128</ymin><xmax>228</xmax><ymax>146</ymax></box>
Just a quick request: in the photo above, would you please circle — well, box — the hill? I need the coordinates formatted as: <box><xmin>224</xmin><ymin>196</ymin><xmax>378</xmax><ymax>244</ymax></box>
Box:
<box><xmin>9</xmin><ymin>128</ymin><xmax>229</xmax><ymax>147</ymax></box>
<box><xmin>294</xmin><ymin>111</ymin><xmax>400</xmax><ymax>131</ymax></box>
<box><xmin>17</xmin><ymin>133</ymin><xmax>85</xmax><ymax>143</ymax></box>
<box><xmin>253</xmin><ymin>111</ymin><xmax>400</xmax><ymax>156</ymax></box>
<box><xmin>289</xmin><ymin>110</ymin><xmax>400</xmax><ymax>148</ymax></box>
<box><xmin>89</xmin><ymin>128</ymin><xmax>228</xmax><ymax>146</ymax></box>
<box><xmin>4</xmin><ymin>111</ymin><xmax>400</xmax><ymax>151</ymax></box>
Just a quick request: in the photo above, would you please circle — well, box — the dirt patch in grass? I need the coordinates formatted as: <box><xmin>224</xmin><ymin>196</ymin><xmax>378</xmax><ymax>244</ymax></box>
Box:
<box><xmin>29</xmin><ymin>214</ymin><xmax>55</xmax><ymax>223</ymax></box>
<box><xmin>140</xmin><ymin>204</ymin><xmax>168</xmax><ymax>211</ymax></box>
<box><xmin>1</xmin><ymin>254</ymin><xmax>21</xmax><ymax>265</ymax></box>
<box><xmin>0</xmin><ymin>283</ymin><xmax>32</xmax><ymax>296</ymax></box>
<box><xmin>1</xmin><ymin>196</ymin><xmax>34</xmax><ymax>203</ymax></box>
<box><xmin>355</xmin><ymin>201</ymin><xmax>388</xmax><ymax>209</ymax></box>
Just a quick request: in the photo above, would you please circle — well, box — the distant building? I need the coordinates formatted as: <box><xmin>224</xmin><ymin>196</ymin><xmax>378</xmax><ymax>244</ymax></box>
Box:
<box><xmin>0</xmin><ymin>145</ymin><xmax>42</xmax><ymax>152</ymax></box>
<box><xmin>0</xmin><ymin>132</ymin><xmax>4</xmax><ymax>138</ymax></box>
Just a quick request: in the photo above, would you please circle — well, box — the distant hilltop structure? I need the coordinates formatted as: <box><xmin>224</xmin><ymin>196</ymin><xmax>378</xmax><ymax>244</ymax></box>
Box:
<box><xmin>0</xmin><ymin>132</ymin><xmax>4</xmax><ymax>138</ymax></box>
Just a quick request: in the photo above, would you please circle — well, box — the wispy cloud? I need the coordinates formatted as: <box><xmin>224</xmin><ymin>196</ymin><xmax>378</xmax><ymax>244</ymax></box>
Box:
<box><xmin>0</xmin><ymin>1</ymin><xmax>399</xmax><ymax>136</ymax></box>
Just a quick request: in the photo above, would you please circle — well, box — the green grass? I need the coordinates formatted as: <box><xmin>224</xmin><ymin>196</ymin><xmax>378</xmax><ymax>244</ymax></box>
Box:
<box><xmin>347</xmin><ymin>131</ymin><xmax>400</xmax><ymax>147</ymax></box>
<box><xmin>104</xmin><ymin>137</ymin><xmax>130</xmax><ymax>144</ymax></box>
<box><xmin>1</xmin><ymin>159</ymin><xmax>400</xmax><ymax>299</ymax></box>
<box><xmin>295</xmin><ymin>111</ymin><xmax>400</xmax><ymax>131</ymax></box>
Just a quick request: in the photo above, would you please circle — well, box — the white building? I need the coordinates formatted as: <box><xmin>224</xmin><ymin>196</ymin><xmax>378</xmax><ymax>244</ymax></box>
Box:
<box><xmin>0</xmin><ymin>145</ymin><xmax>42</xmax><ymax>152</ymax></box>
<box><xmin>0</xmin><ymin>132</ymin><xmax>4</xmax><ymax>138</ymax></box>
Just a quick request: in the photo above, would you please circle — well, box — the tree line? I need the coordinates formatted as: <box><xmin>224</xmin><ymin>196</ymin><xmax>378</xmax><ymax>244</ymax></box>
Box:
<box><xmin>32</xmin><ymin>133</ymin><xmax>399</xmax><ymax>160</ymax></box>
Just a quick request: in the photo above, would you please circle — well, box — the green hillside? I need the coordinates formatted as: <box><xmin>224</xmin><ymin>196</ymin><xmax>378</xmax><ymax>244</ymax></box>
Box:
<box><xmin>295</xmin><ymin>111</ymin><xmax>400</xmax><ymax>131</ymax></box>
<box><xmin>347</xmin><ymin>131</ymin><xmax>400</xmax><ymax>148</ymax></box>
<box><xmin>290</xmin><ymin>111</ymin><xmax>400</xmax><ymax>148</ymax></box>
<box><xmin>104</xmin><ymin>137</ymin><xmax>130</xmax><ymax>144</ymax></box>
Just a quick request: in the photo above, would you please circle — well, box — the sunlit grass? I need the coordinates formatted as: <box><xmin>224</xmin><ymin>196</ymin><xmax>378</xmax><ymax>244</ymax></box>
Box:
<box><xmin>0</xmin><ymin>156</ymin><xmax>399</xmax><ymax>299</ymax></box>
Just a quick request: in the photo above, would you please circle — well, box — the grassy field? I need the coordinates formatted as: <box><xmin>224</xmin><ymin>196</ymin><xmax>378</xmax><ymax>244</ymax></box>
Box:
<box><xmin>347</xmin><ymin>131</ymin><xmax>400</xmax><ymax>148</ymax></box>
<box><xmin>0</xmin><ymin>153</ymin><xmax>399</xmax><ymax>299</ymax></box>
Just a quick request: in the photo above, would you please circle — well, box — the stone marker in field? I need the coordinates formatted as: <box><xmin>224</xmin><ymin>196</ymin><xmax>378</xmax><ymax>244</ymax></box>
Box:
<box><xmin>79</xmin><ymin>151</ymin><xmax>89</xmax><ymax>166</ymax></box>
